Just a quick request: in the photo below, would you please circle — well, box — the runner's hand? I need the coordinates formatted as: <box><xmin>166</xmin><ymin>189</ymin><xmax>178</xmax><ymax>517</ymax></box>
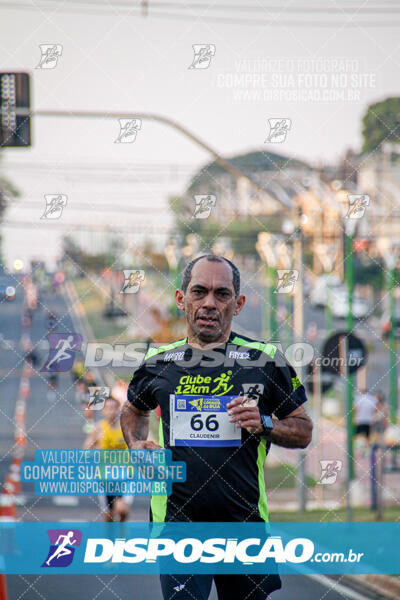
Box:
<box><xmin>129</xmin><ymin>440</ymin><xmax>162</xmax><ymax>449</ymax></box>
<box><xmin>227</xmin><ymin>396</ymin><xmax>263</xmax><ymax>435</ymax></box>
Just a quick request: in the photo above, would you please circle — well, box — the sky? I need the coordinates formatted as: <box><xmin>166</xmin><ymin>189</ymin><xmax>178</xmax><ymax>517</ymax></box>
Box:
<box><xmin>0</xmin><ymin>1</ymin><xmax>399</xmax><ymax>268</ymax></box>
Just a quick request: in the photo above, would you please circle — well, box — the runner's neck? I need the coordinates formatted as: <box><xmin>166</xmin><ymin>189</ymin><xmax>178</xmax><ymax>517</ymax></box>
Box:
<box><xmin>186</xmin><ymin>331</ymin><xmax>232</xmax><ymax>351</ymax></box>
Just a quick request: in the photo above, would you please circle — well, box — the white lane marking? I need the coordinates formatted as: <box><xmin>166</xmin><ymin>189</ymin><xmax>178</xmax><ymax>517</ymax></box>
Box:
<box><xmin>53</xmin><ymin>496</ymin><xmax>79</xmax><ymax>506</ymax></box>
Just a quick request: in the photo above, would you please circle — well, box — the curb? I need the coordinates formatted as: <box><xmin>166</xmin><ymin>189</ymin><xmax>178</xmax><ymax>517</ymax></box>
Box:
<box><xmin>344</xmin><ymin>575</ymin><xmax>400</xmax><ymax>600</ymax></box>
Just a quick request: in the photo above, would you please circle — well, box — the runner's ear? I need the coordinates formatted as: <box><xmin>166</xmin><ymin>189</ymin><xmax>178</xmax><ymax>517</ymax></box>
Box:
<box><xmin>233</xmin><ymin>295</ymin><xmax>245</xmax><ymax>315</ymax></box>
<box><xmin>175</xmin><ymin>289</ymin><xmax>185</xmax><ymax>309</ymax></box>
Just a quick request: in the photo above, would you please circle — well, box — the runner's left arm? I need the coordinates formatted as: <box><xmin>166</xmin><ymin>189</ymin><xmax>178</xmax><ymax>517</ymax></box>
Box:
<box><xmin>228</xmin><ymin>351</ymin><xmax>312</xmax><ymax>449</ymax></box>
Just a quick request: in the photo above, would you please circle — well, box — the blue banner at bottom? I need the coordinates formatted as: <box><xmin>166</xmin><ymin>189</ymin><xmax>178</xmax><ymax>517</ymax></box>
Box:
<box><xmin>0</xmin><ymin>522</ymin><xmax>398</xmax><ymax>575</ymax></box>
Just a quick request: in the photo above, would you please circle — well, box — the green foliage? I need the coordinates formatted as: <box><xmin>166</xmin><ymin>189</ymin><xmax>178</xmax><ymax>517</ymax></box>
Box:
<box><xmin>172</xmin><ymin>211</ymin><xmax>284</xmax><ymax>257</ymax></box>
<box><xmin>0</xmin><ymin>154</ymin><xmax>20</xmax><ymax>261</ymax></box>
<box><xmin>362</xmin><ymin>97</ymin><xmax>400</xmax><ymax>154</ymax></box>
<box><xmin>187</xmin><ymin>150</ymin><xmax>310</xmax><ymax>192</ymax></box>
<box><xmin>62</xmin><ymin>236</ymin><xmax>110</xmax><ymax>271</ymax></box>
<box><xmin>265</xmin><ymin>463</ymin><xmax>316</xmax><ymax>489</ymax></box>
<box><xmin>353</xmin><ymin>255</ymin><xmax>384</xmax><ymax>291</ymax></box>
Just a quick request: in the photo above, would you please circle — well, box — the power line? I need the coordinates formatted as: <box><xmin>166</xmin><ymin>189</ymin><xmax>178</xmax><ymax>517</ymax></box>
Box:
<box><xmin>6</xmin><ymin>200</ymin><xmax>171</xmax><ymax>213</ymax></box>
<box><xmin>4</xmin><ymin>0</ymin><xmax>400</xmax><ymax>12</ymax></box>
<box><xmin>2</xmin><ymin>161</ymin><xmax>197</xmax><ymax>171</ymax></box>
<box><xmin>1</xmin><ymin>1</ymin><xmax>400</xmax><ymax>25</ymax></box>
<box><xmin>1</xmin><ymin>219</ymin><xmax>172</xmax><ymax>233</ymax></box>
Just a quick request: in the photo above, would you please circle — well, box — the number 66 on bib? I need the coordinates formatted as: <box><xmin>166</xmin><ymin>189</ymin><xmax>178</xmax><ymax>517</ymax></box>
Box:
<box><xmin>169</xmin><ymin>394</ymin><xmax>242</xmax><ymax>447</ymax></box>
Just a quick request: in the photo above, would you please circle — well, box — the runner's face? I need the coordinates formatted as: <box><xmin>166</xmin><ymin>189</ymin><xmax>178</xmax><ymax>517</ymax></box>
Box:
<box><xmin>176</xmin><ymin>259</ymin><xmax>245</xmax><ymax>344</ymax></box>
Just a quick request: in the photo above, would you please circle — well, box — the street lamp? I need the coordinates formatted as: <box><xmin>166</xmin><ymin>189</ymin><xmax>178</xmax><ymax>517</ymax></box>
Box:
<box><xmin>376</xmin><ymin>237</ymin><xmax>400</xmax><ymax>424</ymax></box>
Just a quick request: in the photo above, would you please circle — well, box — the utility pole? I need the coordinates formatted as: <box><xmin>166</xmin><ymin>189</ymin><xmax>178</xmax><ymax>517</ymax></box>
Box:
<box><xmin>292</xmin><ymin>205</ymin><xmax>307</xmax><ymax>514</ymax></box>
<box><xmin>377</xmin><ymin>238</ymin><xmax>399</xmax><ymax>424</ymax></box>
<box><xmin>344</xmin><ymin>217</ymin><xmax>357</xmax><ymax>484</ymax></box>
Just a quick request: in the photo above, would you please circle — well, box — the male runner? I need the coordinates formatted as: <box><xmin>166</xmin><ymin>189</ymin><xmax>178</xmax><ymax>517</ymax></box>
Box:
<box><xmin>121</xmin><ymin>254</ymin><xmax>313</xmax><ymax>600</ymax></box>
<box><xmin>85</xmin><ymin>396</ymin><xmax>133</xmax><ymax>522</ymax></box>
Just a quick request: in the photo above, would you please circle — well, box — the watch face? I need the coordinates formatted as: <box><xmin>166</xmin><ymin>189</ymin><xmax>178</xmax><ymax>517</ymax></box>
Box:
<box><xmin>262</xmin><ymin>415</ymin><xmax>273</xmax><ymax>432</ymax></box>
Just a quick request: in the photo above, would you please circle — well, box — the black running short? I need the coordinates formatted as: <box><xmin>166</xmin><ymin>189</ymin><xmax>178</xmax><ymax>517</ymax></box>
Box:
<box><xmin>355</xmin><ymin>424</ymin><xmax>371</xmax><ymax>438</ymax></box>
<box><xmin>105</xmin><ymin>495</ymin><xmax>121</xmax><ymax>509</ymax></box>
<box><xmin>160</xmin><ymin>573</ymin><xmax>282</xmax><ymax>600</ymax></box>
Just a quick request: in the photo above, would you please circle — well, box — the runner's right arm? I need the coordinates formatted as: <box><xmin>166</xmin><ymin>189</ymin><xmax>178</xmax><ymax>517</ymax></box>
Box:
<box><xmin>121</xmin><ymin>361</ymin><xmax>160</xmax><ymax>449</ymax></box>
<box><xmin>120</xmin><ymin>403</ymin><xmax>160</xmax><ymax>449</ymax></box>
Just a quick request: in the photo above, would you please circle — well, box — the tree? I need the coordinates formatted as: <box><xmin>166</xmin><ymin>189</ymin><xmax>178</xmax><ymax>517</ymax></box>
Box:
<box><xmin>0</xmin><ymin>154</ymin><xmax>20</xmax><ymax>267</ymax></box>
<box><xmin>361</xmin><ymin>97</ymin><xmax>400</xmax><ymax>154</ymax></box>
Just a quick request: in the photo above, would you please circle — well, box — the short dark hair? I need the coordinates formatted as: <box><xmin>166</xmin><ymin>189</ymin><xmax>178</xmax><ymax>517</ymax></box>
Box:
<box><xmin>181</xmin><ymin>254</ymin><xmax>240</xmax><ymax>297</ymax></box>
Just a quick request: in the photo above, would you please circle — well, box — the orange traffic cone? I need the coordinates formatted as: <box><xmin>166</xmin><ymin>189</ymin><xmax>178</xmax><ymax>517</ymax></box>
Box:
<box><xmin>19</xmin><ymin>378</ymin><xmax>29</xmax><ymax>398</ymax></box>
<box><xmin>9</xmin><ymin>465</ymin><xmax>21</xmax><ymax>496</ymax></box>
<box><xmin>0</xmin><ymin>494</ymin><xmax>16</xmax><ymax>521</ymax></box>
<box><xmin>14</xmin><ymin>427</ymin><xmax>26</xmax><ymax>447</ymax></box>
<box><xmin>13</xmin><ymin>445</ymin><xmax>24</xmax><ymax>461</ymax></box>
<box><xmin>0</xmin><ymin>574</ymin><xmax>9</xmax><ymax>600</ymax></box>
<box><xmin>2</xmin><ymin>476</ymin><xmax>16</xmax><ymax>497</ymax></box>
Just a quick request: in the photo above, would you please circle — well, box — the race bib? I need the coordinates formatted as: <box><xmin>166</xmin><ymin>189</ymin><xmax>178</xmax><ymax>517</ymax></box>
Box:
<box><xmin>169</xmin><ymin>394</ymin><xmax>242</xmax><ymax>447</ymax></box>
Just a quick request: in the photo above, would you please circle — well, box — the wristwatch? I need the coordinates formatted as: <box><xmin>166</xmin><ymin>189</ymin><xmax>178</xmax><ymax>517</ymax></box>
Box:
<box><xmin>259</xmin><ymin>413</ymin><xmax>274</xmax><ymax>437</ymax></box>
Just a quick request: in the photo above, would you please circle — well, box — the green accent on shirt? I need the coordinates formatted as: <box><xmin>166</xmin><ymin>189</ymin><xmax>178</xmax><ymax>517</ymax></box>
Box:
<box><xmin>257</xmin><ymin>438</ymin><xmax>269</xmax><ymax>523</ymax></box>
<box><xmin>150</xmin><ymin>419</ymin><xmax>168</xmax><ymax>522</ymax></box>
<box><xmin>144</xmin><ymin>338</ymin><xmax>187</xmax><ymax>361</ymax></box>
<box><xmin>231</xmin><ymin>335</ymin><xmax>277</xmax><ymax>359</ymax></box>
<box><xmin>292</xmin><ymin>376</ymin><xmax>301</xmax><ymax>391</ymax></box>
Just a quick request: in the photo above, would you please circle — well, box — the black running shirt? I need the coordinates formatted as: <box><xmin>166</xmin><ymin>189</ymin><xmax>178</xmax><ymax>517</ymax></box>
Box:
<box><xmin>127</xmin><ymin>331</ymin><xmax>307</xmax><ymax>523</ymax></box>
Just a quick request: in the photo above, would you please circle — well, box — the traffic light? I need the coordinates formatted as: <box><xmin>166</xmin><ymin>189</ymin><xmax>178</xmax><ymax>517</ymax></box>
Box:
<box><xmin>0</xmin><ymin>72</ymin><xmax>31</xmax><ymax>147</ymax></box>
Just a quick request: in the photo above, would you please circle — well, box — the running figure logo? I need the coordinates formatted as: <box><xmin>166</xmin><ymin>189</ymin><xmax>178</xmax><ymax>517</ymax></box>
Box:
<box><xmin>210</xmin><ymin>371</ymin><xmax>234</xmax><ymax>395</ymax></box>
<box><xmin>239</xmin><ymin>383</ymin><xmax>264</xmax><ymax>404</ymax></box>
<box><xmin>87</xmin><ymin>386</ymin><xmax>110</xmax><ymax>411</ymax></box>
<box><xmin>189</xmin><ymin>44</ymin><xmax>216</xmax><ymax>69</ymax></box>
<box><xmin>120</xmin><ymin>270</ymin><xmax>145</xmax><ymax>293</ymax></box>
<box><xmin>318</xmin><ymin>460</ymin><xmax>342</xmax><ymax>485</ymax></box>
<box><xmin>42</xmin><ymin>529</ymin><xmax>82</xmax><ymax>567</ymax></box>
<box><xmin>265</xmin><ymin>118</ymin><xmax>291</xmax><ymax>143</ymax></box>
<box><xmin>41</xmin><ymin>333</ymin><xmax>82</xmax><ymax>372</ymax></box>
<box><xmin>114</xmin><ymin>118</ymin><xmax>142</xmax><ymax>143</ymax></box>
<box><xmin>36</xmin><ymin>44</ymin><xmax>63</xmax><ymax>69</ymax></box>
<box><xmin>193</xmin><ymin>195</ymin><xmax>216</xmax><ymax>219</ymax></box>
<box><xmin>346</xmin><ymin>194</ymin><xmax>370</xmax><ymax>219</ymax></box>
<box><xmin>41</xmin><ymin>194</ymin><xmax>68</xmax><ymax>220</ymax></box>
<box><xmin>275</xmin><ymin>270</ymin><xmax>299</xmax><ymax>294</ymax></box>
